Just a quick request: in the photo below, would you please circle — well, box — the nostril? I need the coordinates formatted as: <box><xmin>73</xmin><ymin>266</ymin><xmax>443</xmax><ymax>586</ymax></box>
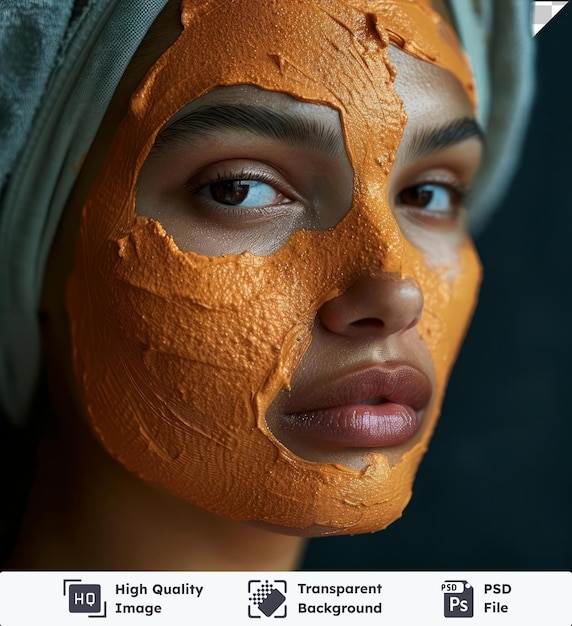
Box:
<box><xmin>351</xmin><ymin>318</ymin><xmax>384</xmax><ymax>329</ymax></box>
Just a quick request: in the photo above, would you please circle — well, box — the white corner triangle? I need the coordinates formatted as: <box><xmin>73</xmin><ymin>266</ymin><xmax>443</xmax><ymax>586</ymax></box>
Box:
<box><xmin>533</xmin><ymin>1</ymin><xmax>569</xmax><ymax>35</ymax></box>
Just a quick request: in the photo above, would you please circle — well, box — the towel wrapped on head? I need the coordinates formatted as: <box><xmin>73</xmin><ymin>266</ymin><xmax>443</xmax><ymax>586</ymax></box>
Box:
<box><xmin>0</xmin><ymin>0</ymin><xmax>170</xmax><ymax>424</ymax></box>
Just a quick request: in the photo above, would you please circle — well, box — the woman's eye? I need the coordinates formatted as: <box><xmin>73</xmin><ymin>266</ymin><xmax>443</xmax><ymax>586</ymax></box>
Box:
<box><xmin>396</xmin><ymin>182</ymin><xmax>463</xmax><ymax>216</ymax></box>
<box><xmin>196</xmin><ymin>178</ymin><xmax>289</xmax><ymax>208</ymax></box>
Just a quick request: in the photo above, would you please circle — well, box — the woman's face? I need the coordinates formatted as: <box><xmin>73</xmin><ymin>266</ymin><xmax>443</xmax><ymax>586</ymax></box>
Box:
<box><xmin>66</xmin><ymin>0</ymin><xmax>482</xmax><ymax>535</ymax></box>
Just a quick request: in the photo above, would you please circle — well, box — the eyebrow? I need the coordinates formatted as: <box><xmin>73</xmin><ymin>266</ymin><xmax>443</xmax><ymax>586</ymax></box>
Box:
<box><xmin>404</xmin><ymin>117</ymin><xmax>485</xmax><ymax>162</ymax></box>
<box><xmin>152</xmin><ymin>104</ymin><xmax>484</xmax><ymax>165</ymax></box>
<box><xmin>151</xmin><ymin>103</ymin><xmax>347</xmax><ymax>159</ymax></box>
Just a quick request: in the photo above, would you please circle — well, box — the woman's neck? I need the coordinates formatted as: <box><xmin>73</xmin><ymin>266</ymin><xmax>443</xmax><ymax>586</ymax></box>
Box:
<box><xmin>9</xmin><ymin>421</ymin><xmax>306</xmax><ymax>571</ymax></box>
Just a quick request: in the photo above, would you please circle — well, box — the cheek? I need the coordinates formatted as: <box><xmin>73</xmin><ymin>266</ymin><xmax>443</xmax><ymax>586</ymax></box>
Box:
<box><xmin>67</xmin><ymin>214</ymin><xmax>318</xmax><ymax>510</ymax></box>
<box><xmin>415</xmin><ymin>236</ymin><xmax>482</xmax><ymax>394</ymax></box>
<box><xmin>67</xmin><ymin>202</ymin><xmax>375</xmax><ymax>532</ymax></box>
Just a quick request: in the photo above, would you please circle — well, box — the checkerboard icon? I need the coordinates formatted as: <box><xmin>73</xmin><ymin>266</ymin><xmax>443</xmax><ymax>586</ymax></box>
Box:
<box><xmin>248</xmin><ymin>580</ymin><xmax>287</xmax><ymax>618</ymax></box>
<box><xmin>533</xmin><ymin>1</ymin><xmax>569</xmax><ymax>35</ymax></box>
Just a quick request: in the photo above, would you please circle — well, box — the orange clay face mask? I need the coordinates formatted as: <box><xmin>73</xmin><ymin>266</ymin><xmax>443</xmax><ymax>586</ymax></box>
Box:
<box><xmin>67</xmin><ymin>0</ymin><xmax>481</xmax><ymax>535</ymax></box>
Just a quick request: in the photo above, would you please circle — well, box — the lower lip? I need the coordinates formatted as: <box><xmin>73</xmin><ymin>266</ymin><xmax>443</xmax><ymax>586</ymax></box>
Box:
<box><xmin>281</xmin><ymin>403</ymin><xmax>422</xmax><ymax>448</ymax></box>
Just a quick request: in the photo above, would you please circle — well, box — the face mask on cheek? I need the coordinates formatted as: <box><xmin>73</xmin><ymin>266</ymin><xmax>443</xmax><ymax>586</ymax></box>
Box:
<box><xmin>67</xmin><ymin>0</ymin><xmax>481</xmax><ymax>535</ymax></box>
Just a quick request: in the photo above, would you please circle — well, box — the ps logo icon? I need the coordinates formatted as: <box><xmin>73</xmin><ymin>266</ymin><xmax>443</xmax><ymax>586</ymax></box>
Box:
<box><xmin>442</xmin><ymin>580</ymin><xmax>473</xmax><ymax>618</ymax></box>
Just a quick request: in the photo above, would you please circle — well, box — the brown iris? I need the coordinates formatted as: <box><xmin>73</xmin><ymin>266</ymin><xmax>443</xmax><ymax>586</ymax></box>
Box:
<box><xmin>210</xmin><ymin>180</ymin><xmax>251</xmax><ymax>205</ymax></box>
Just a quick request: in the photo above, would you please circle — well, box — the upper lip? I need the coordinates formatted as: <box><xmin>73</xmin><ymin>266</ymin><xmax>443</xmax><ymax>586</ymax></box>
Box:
<box><xmin>283</xmin><ymin>363</ymin><xmax>433</xmax><ymax>415</ymax></box>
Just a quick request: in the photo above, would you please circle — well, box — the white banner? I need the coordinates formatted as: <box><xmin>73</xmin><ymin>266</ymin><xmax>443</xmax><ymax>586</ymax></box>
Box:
<box><xmin>0</xmin><ymin>571</ymin><xmax>570</xmax><ymax>625</ymax></box>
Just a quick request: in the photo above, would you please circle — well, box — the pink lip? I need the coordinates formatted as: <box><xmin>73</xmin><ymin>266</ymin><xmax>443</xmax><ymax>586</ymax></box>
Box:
<box><xmin>280</xmin><ymin>365</ymin><xmax>432</xmax><ymax>448</ymax></box>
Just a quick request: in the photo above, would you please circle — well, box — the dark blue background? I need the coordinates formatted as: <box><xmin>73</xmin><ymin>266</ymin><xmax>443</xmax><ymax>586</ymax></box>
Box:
<box><xmin>302</xmin><ymin>5</ymin><xmax>572</xmax><ymax>570</ymax></box>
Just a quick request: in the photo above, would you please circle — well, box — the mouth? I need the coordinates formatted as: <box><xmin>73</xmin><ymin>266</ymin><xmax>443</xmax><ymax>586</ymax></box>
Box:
<box><xmin>278</xmin><ymin>364</ymin><xmax>432</xmax><ymax>449</ymax></box>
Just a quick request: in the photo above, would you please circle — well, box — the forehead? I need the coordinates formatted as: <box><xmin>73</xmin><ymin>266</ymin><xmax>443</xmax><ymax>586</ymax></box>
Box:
<box><xmin>138</xmin><ymin>0</ymin><xmax>400</xmax><ymax>116</ymax></box>
<box><xmin>128</xmin><ymin>0</ymin><xmax>474</xmax><ymax>189</ymax></box>
<box><xmin>167</xmin><ymin>0</ymin><xmax>474</xmax><ymax>99</ymax></box>
<box><xmin>162</xmin><ymin>48</ymin><xmax>474</xmax><ymax>127</ymax></box>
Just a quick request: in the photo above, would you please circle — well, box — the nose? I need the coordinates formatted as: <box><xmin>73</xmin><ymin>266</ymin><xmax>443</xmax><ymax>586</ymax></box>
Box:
<box><xmin>318</xmin><ymin>272</ymin><xmax>424</xmax><ymax>338</ymax></box>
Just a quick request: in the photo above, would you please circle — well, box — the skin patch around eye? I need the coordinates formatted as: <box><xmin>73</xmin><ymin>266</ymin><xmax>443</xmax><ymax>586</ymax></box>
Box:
<box><xmin>135</xmin><ymin>91</ymin><xmax>356</xmax><ymax>256</ymax></box>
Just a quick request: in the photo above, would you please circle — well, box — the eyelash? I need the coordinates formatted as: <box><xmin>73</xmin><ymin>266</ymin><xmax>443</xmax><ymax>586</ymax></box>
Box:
<box><xmin>395</xmin><ymin>179</ymin><xmax>467</xmax><ymax>220</ymax></box>
<box><xmin>186</xmin><ymin>168</ymin><xmax>292</xmax><ymax>215</ymax></box>
<box><xmin>189</xmin><ymin>168</ymin><xmax>275</xmax><ymax>190</ymax></box>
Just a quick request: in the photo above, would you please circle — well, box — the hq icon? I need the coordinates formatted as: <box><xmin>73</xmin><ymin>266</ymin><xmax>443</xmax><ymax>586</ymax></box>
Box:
<box><xmin>442</xmin><ymin>580</ymin><xmax>473</xmax><ymax>618</ymax></box>
<box><xmin>63</xmin><ymin>579</ymin><xmax>107</xmax><ymax>618</ymax></box>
